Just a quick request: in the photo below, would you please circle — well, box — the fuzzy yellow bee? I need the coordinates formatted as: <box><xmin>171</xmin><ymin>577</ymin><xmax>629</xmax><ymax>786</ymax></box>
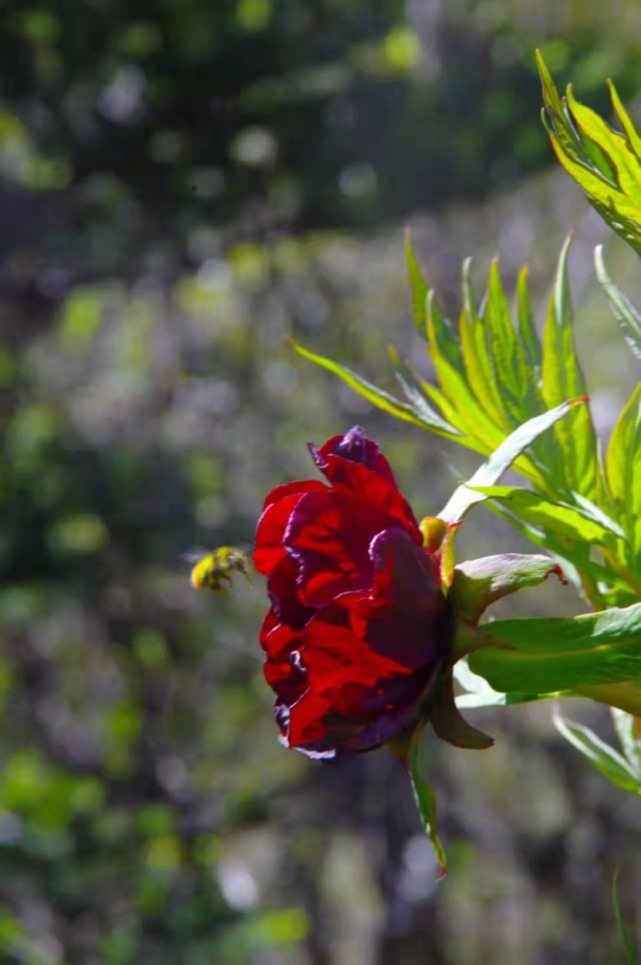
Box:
<box><xmin>188</xmin><ymin>546</ymin><xmax>252</xmax><ymax>593</ymax></box>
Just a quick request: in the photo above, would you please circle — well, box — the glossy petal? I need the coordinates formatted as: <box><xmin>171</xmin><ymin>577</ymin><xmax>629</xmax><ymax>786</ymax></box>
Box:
<box><xmin>315</xmin><ymin>425</ymin><xmax>397</xmax><ymax>485</ymax></box>
<box><xmin>254</xmin><ymin>480</ymin><xmax>325</xmax><ymax>576</ymax></box>
<box><xmin>285</xmin><ymin>489</ymin><xmax>390</xmax><ymax>607</ymax></box>
<box><xmin>310</xmin><ymin>428</ymin><xmax>420</xmax><ymax>541</ymax></box>
<box><xmin>255</xmin><ymin>426</ymin><xmax>453</xmax><ymax>757</ymax></box>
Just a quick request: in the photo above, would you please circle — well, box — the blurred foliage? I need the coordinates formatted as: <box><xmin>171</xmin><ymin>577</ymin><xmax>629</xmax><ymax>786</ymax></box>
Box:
<box><xmin>2</xmin><ymin>1</ymin><xmax>641</xmax><ymax>962</ymax></box>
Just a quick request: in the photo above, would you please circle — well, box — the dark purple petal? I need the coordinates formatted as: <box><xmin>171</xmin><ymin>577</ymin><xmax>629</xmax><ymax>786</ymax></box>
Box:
<box><xmin>348</xmin><ymin>528</ymin><xmax>452</xmax><ymax>670</ymax></box>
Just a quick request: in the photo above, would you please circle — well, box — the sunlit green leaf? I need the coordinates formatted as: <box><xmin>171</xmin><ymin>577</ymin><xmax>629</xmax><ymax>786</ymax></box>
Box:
<box><xmin>516</xmin><ymin>266</ymin><xmax>542</xmax><ymax>381</ymax></box>
<box><xmin>439</xmin><ymin>397</ymin><xmax>585</xmax><ymax>523</ymax></box>
<box><xmin>470</xmin><ymin>602</ymin><xmax>641</xmax><ymax>692</ymax></box>
<box><xmin>459</xmin><ymin>260</ymin><xmax>507</xmax><ymax>430</ymax></box>
<box><xmin>405</xmin><ymin>229</ymin><xmax>428</xmax><ymax>338</ymax></box>
<box><xmin>541</xmin><ymin>236</ymin><xmax>597</xmax><ymax>499</ymax></box>
<box><xmin>471</xmin><ymin>485</ymin><xmax>622</xmax><ymax>547</ymax></box>
<box><xmin>605</xmin><ymin>384</ymin><xmax>641</xmax><ymax>570</ymax></box>
<box><xmin>288</xmin><ymin>339</ymin><xmax>461</xmax><ymax>439</ymax></box>
<box><xmin>538</xmin><ymin>52</ymin><xmax>641</xmax><ymax>255</ymax></box>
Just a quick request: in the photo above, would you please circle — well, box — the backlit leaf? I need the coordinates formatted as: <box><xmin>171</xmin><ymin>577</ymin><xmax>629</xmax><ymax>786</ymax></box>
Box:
<box><xmin>438</xmin><ymin>397</ymin><xmax>585</xmax><ymax>523</ymax></box>
<box><xmin>540</xmin><ymin>236</ymin><xmax>597</xmax><ymax>499</ymax></box>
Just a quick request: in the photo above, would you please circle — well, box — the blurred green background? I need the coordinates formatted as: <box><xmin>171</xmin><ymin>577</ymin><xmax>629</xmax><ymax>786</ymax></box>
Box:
<box><xmin>2</xmin><ymin>2</ymin><xmax>641</xmax><ymax>962</ymax></box>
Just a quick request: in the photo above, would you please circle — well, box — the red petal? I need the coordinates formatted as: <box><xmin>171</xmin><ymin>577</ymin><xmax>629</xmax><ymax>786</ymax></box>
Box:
<box><xmin>302</xmin><ymin>615</ymin><xmax>412</xmax><ymax>698</ymax></box>
<box><xmin>309</xmin><ymin>433</ymin><xmax>420</xmax><ymax>541</ymax></box>
<box><xmin>264</xmin><ymin>655</ymin><xmax>307</xmax><ymax>707</ymax></box>
<box><xmin>260</xmin><ymin>609</ymin><xmax>300</xmax><ymax>660</ymax></box>
<box><xmin>253</xmin><ymin>481</ymin><xmax>325</xmax><ymax>576</ymax></box>
<box><xmin>267</xmin><ymin>555</ymin><xmax>314</xmax><ymax>629</ymax></box>
<box><xmin>260</xmin><ymin>479</ymin><xmax>326</xmax><ymax>513</ymax></box>
<box><xmin>313</xmin><ymin>426</ymin><xmax>397</xmax><ymax>486</ymax></box>
<box><xmin>285</xmin><ymin>489</ymin><xmax>390</xmax><ymax>607</ymax></box>
<box><xmin>287</xmin><ymin>690</ymin><xmax>335</xmax><ymax>746</ymax></box>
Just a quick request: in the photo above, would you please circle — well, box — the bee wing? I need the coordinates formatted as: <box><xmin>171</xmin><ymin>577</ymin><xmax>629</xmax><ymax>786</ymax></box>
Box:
<box><xmin>181</xmin><ymin>548</ymin><xmax>211</xmax><ymax>565</ymax></box>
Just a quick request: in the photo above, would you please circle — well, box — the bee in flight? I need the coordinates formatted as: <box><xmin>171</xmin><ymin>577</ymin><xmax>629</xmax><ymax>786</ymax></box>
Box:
<box><xmin>187</xmin><ymin>546</ymin><xmax>252</xmax><ymax>594</ymax></box>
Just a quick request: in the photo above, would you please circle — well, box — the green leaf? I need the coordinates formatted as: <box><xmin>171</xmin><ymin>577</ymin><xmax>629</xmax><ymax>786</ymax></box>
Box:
<box><xmin>606</xmin><ymin>384</ymin><xmax>641</xmax><ymax>570</ymax></box>
<box><xmin>459</xmin><ymin>260</ymin><xmax>508</xmax><ymax>430</ymax></box>
<box><xmin>612</xmin><ymin>869</ymin><xmax>637</xmax><ymax>965</ymax></box>
<box><xmin>595</xmin><ymin>246</ymin><xmax>641</xmax><ymax>361</ymax></box>
<box><xmin>438</xmin><ymin>397</ymin><xmax>585</xmax><ymax>523</ymax></box>
<box><xmin>454</xmin><ymin>661</ymin><xmax>555</xmax><ymax>709</ymax></box>
<box><xmin>483</xmin><ymin>261</ymin><xmax>540</xmax><ymax>425</ymax></box>
<box><xmin>536</xmin><ymin>49</ymin><xmax>583</xmax><ymax>165</ymax></box>
<box><xmin>405</xmin><ymin>229</ymin><xmax>428</xmax><ymax>338</ymax></box>
<box><xmin>451</xmin><ymin>552</ymin><xmax>566</xmax><ymax>624</ymax></box>
<box><xmin>538</xmin><ymin>52</ymin><xmax>641</xmax><ymax>256</ymax></box>
<box><xmin>424</xmin><ymin>294</ymin><xmax>508</xmax><ymax>453</ymax></box>
<box><xmin>611</xmin><ymin>708</ymin><xmax>641</xmax><ymax>777</ymax></box>
<box><xmin>608</xmin><ymin>79</ymin><xmax>641</xmax><ymax>160</ymax></box>
<box><xmin>471</xmin><ymin>485</ymin><xmax>623</xmax><ymax>547</ymax></box>
<box><xmin>288</xmin><ymin>339</ymin><xmax>461</xmax><ymax>439</ymax></box>
<box><xmin>470</xmin><ymin>603</ymin><xmax>641</xmax><ymax>693</ymax></box>
<box><xmin>408</xmin><ymin>734</ymin><xmax>447</xmax><ymax>876</ymax></box>
<box><xmin>516</xmin><ymin>265</ymin><xmax>542</xmax><ymax>382</ymax></box>
<box><xmin>387</xmin><ymin>347</ymin><xmax>468</xmax><ymax>439</ymax></box>
<box><xmin>553</xmin><ymin>710</ymin><xmax>641</xmax><ymax>794</ymax></box>
<box><xmin>541</xmin><ymin>235</ymin><xmax>597</xmax><ymax>499</ymax></box>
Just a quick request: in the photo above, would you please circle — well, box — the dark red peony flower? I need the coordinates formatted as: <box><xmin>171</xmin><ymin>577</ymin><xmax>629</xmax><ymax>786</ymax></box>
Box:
<box><xmin>253</xmin><ymin>426</ymin><xmax>453</xmax><ymax>758</ymax></box>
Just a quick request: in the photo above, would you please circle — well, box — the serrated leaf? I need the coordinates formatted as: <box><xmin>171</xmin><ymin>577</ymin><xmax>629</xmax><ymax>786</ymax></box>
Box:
<box><xmin>426</xmin><ymin>289</ymin><xmax>465</xmax><ymax>375</ymax></box>
<box><xmin>438</xmin><ymin>397</ymin><xmax>585</xmax><ymax>523</ymax></box>
<box><xmin>483</xmin><ymin>261</ymin><xmax>540</xmax><ymax>424</ymax></box>
<box><xmin>538</xmin><ymin>52</ymin><xmax>641</xmax><ymax>256</ymax></box>
<box><xmin>288</xmin><ymin>340</ymin><xmax>462</xmax><ymax>439</ymax></box>
<box><xmin>605</xmin><ymin>384</ymin><xmax>641</xmax><ymax>570</ymax></box>
<box><xmin>405</xmin><ymin>230</ymin><xmax>428</xmax><ymax>338</ymax></box>
<box><xmin>387</xmin><ymin>346</ymin><xmax>468</xmax><ymax>439</ymax></box>
<box><xmin>480</xmin><ymin>498</ymin><xmax>624</xmax><ymax>608</ymax></box>
<box><xmin>425</xmin><ymin>296</ymin><xmax>509</xmax><ymax>453</ymax></box>
<box><xmin>608</xmin><ymin>79</ymin><xmax>641</xmax><ymax>161</ymax></box>
<box><xmin>470</xmin><ymin>603</ymin><xmax>641</xmax><ymax>693</ymax></box>
<box><xmin>541</xmin><ymin>236</ymin><xmax>598</xmax><ymax>499</ymax></box>
<box><xmin>516</xmin><ymin>265</ymin><xmax>542</xmax><ymax>381</ymax></box>
<box><xmin>471</xmin><ymin>485</ymin><xmax>622</xmax><ymax>548</ymax></box>
<box><xmin>459</xmin><ymin>261</ymin><xmax>508</xmax><ymax>430</ymax></box>
<box><xmin>553</xmin><ymin>710</ymin><xmax>641</xmax><ymax>794</ymax></box>
<box><xmin>537</xmin><ymin>49</ymin><xmax>583</xmax><ymax>164</ymax></box>
<box><xmin>408</xmin><ymin>734</ymin><xmax>447</xmax><ymax>876</ymax></box>
<box><xmin>565</xmin><ymin>86</ymin><xmax>621</xmax><ymax>187</ymax></box>
<box><xmin>595</xmin><ymin>246</ymin><xmax>641</xmax><ymax>361</ymax></box>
